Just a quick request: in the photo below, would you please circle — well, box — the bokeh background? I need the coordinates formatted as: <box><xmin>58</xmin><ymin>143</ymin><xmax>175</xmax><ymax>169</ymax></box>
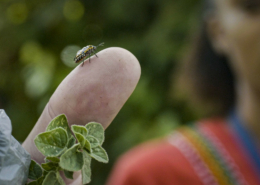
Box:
<box><xmin>0</xmin><ymin>0</ymin><xmax>203</xmax><ymax>184</ymax></box>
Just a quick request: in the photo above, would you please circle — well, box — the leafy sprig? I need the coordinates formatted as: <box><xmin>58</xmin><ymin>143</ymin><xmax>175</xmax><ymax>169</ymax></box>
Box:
<box><xmin>26</xmin><ymin>114</ymin><xmax>108</xmax><ymax>185</ymax></box>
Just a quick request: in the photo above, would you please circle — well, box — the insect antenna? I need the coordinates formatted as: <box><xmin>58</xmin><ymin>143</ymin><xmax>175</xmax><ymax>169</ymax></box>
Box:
<box><xmin>97</xmin><ymin>42</ymin><xmax>104</xmax><ymax>47</ymax></box>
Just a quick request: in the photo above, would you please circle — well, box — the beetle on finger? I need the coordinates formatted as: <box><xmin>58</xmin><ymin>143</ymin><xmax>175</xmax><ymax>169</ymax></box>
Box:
<box><xmin>74</xmin><ymin>42</ymin><xmax>104</xmax><ymax>66</ymax></box>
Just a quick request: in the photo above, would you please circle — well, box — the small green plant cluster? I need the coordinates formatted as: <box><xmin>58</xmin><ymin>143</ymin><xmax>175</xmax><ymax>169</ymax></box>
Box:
<box><xmin>26</xmin><ymin>114</ymin><xmax>108</xmax><ymax>185</ymax></box>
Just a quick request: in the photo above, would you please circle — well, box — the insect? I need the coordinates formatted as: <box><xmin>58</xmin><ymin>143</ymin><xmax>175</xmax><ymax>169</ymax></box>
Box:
<box><xmin>74</xmin><ymin>42</ymin><xmax>104</xmax><ymax>66</ymax></box>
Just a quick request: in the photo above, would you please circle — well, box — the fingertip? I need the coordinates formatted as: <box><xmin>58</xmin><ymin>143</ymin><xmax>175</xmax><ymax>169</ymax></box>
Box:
<box><xmin>98</xmin><ymin>47</ymin><xmax>141</xmax><ymax>87</ymax></box>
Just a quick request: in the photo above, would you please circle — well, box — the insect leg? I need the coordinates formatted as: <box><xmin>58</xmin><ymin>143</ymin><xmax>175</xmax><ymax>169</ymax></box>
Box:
<box><xmin>81</xmin><ymin>55</ymin><xmax>87</xmax><ymax>67</ymax></box>
<box><xmin>93</xmin><ymin>50</ymin><xmax>98</xmax><ymax>58</ymax></box>
<box><xmin>88</xmin><ymin>53</ymin><xmax>91</xmax><ymax>63</ymax></box>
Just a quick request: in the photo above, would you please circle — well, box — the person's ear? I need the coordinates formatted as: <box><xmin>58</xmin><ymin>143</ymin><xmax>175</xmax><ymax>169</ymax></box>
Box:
<box><xmin>205</xmin><ymin>14</ymin><xmax>229</xmax><ymax>55</ymax></box>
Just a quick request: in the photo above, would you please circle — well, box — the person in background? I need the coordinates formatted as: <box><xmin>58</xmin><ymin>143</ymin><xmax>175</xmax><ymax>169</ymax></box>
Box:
<box><xmin>106</xmin><ymin>0</ymin><xmax>260</xmax><ymax>184</ymax></box>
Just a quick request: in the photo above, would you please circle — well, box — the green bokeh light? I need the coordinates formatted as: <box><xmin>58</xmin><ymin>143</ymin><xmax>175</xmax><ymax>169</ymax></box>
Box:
<box><xmin>6</xmin><ymin>2</ymin><xmax>28</xmax><ymax>25</ymax></box>
<box><xmin>63</xmin><ymin>0</ymin><xmax>84</xmax><ymax>22</ymax></box>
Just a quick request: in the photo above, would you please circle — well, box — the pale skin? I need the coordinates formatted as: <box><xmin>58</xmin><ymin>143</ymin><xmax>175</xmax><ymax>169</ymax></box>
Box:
<box><xmin>22</xmin><ymin>47</ymin><xmax>141</xmax><ymax>184</ymax></box>
<box><xmin>207</xmin><ymin>0</ymin><xmax>260</xmax><ymax>143</ymax></box>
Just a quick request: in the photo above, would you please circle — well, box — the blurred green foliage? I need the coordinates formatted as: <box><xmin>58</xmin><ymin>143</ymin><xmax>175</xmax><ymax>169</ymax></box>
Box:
<box><xmin>0</xmin><ymin>0</ymin><xmax>202</xmax><ymax>184</ymax></box>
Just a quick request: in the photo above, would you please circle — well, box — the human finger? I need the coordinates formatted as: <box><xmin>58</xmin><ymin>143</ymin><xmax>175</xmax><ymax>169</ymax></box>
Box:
<box><xmin>22</xmin><ymin>46</ymin><xmax>141</xmax><ymax>165</ymax></box>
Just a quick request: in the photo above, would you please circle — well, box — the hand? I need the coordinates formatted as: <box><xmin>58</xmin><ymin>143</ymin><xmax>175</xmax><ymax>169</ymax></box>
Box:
<box><xmin>22</xmin><ymin>47</ymin><xmax>141</xmax><ymax>184</ymax></box>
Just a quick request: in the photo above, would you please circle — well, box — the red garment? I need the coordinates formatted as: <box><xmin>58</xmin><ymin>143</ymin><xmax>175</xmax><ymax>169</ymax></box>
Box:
<box><xmin>106</xmin><ymin>118</ymin><xmax>260</xmax><ymax>185</ymax></box>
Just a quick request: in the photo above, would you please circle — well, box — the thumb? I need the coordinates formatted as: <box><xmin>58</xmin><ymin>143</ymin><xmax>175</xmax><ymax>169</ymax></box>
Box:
<box><xmin>22</xmin><ymin>47</ymin><xmax>141</xmax><ymax>163</ymax></box>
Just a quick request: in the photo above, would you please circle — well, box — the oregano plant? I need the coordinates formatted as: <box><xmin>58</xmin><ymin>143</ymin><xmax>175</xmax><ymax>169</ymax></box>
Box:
<box><xmin>26</xmin><ymin>114</ymin><xmax>109</xmax><ymax>185</ymax></box>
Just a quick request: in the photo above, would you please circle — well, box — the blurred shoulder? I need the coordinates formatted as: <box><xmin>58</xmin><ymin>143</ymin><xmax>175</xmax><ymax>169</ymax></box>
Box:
<box><xmin>117</xmin><ymin>117</ymin><xmax>227</xmax><ymax>167</ymax></box>
<box><xmin>116</xmin><ymin>138</ymin><xmax>185</xmax><ymax>169</ymax></box>
<box><xmin>106</xmin><ymin>117</ymin><xmax>228</xmax><ymax>185</ymax></box>
<box><xmin>120</xmin><ymin>117</ymin><xmax>227</xmax><ymax>159</ymax></box>
<box><xmin>107</xmin><ymin>138</ymin><xmax>198</xmax><ymax>185</ymax></box>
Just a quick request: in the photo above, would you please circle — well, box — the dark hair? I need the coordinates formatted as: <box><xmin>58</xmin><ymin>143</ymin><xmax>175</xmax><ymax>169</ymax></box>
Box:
<box><xmin>177</xmin><ymin>1</ymin><xmax>235</xmax><ymax>117</ymax></box>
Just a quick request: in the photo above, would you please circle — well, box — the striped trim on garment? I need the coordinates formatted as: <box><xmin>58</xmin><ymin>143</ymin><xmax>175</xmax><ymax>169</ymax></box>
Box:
<box><xmin>168</xmin><ymin>125</ymin><xmax>248</xmax><ymax>185</ymax></box>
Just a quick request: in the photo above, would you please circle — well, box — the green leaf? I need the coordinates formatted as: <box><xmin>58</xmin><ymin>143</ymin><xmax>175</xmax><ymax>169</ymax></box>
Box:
<box><xmin>34</xmin><ymin>127</ymin><xmax>68</xmax><ymax>157</ymax></box>
<box><xmin>28</xmin><ymin>160</ymin><xmax>43</xmax><ymax>180</ymax></box>
<box><xmin>64</xmin><ymin>170</ymin><xmax>74</xmax><ymax>179</ymax></box>
<box><xmin>84</xmin><ymin>137</ymin><xmax>91</xmax><ymax>151</ymax></box>
<box><xmin>71</xmin><ymin>125</ymin><xmax>88</xmax><ymax>137</ymax></box>
<box><xmin>86</xmin><ymin>135</ymin><xmax>99</xmax><ymax>148</ymax></box>
<box><xmin>44</xmin><ymin>158</ymin><xmax>49</xmax><ymax>163</ymax></box>
<box><xmin>46</xmin><ymin>156</ymin><xmax>60</xmax><ymax>163</ymax></box>
<box><xmin>42</xmin><ymin>171</ymin><xmax>65</xmax><ymax>185</ymax></box>
<box><xmin>59</xmin><ymin>143</ymin><xmax>84</xmax><ymax>171</ymax></box>
<box><xmin>37</xmin><ymin>176</ymin><xmax>45</xmax><ymax>184</ymax></box>
<box><xmin>43</xmin><ymin>170</ymin><xmax>48</xmax><ymax>177</ymax></box>
<box><xmin>72</xmin><ymin>125</ymin><xmax>93</xmax><ymax>150</ymax></box>
<box><xmin>46</xmin><ymin>114</ymin><xmax>73</xmax><ymax>139</ymax></box>
<box><xmin>41</xmin><ymin>162</ymin><xmax>59</xmax><ymax>171</ymax></box>
<box><xmin>67</xmin><ymin>137</ymin><xmax>76</xmax><ymax>148</ymax></box>
<box><xmin>85</xmin><ymin>122</ymin><xmax>104</xmax><ymax>145</ymax></box>
<box><xmin>89</xmin><ymin>146</ymin><xmax>109</xmax><ymax>163</ymax></box>
<box><xmin>74</xmin><ymin>133</ymin><xmax>85</xmax><ymax>148</ymax></box>
<box><xmin>82</xmin><ymin>150</ymin><xmax>91</xmax><ymax>184</ymax></box>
